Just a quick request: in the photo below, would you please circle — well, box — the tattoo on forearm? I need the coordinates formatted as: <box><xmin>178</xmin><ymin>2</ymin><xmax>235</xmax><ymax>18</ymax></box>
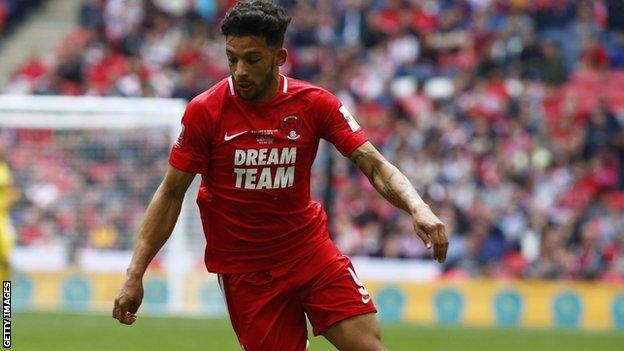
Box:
<box><xmin>380</xmin><ymin>168</ymin><xmax>414</xmax><ymax>212</ymax></box>
<box><xmin>350</xmin><ymin>150</ymin><xmax>376</xmax><ymax>169</ymax></box>
<box><xmin>351</xmin><ymin>150</ymin><xmax>377</xmax><ymax>183</ymax></box>
<box><xmin>350</xmin><ymin>149</ymin><xmax>422</xmax><ymax>213</ymax></box>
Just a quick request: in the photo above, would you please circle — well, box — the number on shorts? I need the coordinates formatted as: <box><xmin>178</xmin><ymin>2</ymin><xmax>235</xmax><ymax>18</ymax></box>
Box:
<box><xmin>347</xmin><ymin>267</ymin><xmax>369</xmax><ymax>296</ymax></box>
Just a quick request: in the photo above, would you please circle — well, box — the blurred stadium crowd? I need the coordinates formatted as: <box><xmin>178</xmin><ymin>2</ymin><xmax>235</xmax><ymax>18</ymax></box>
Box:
<box><xmin>4</xmin><ymin>128</ymin><xmax>171</xmax><ymax>259</ymax></box>
<box><xmin>2</xmin><ymin>0</ymin><xmax>624</xmax><ymax>280</ymax></box>
<box><xmin>0</xmin><ymin>0</ymin><xmax>43</xmax><ymax>39</ymax></box>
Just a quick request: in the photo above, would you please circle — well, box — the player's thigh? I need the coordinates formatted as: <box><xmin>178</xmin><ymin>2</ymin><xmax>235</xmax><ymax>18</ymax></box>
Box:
<box><xmin>300</xmin><ymin>256</ymin><xmax>378</xmax><ymax>336</ymax></box>
<box><xmin>219</xmin><ymin>273</ymin><xmax>308</xmax><ymax>351</ymax></box>
<box><xmin>322</xmin><ymin>312</ymin><xmax>386</xmax><ymax>351</ymax></box>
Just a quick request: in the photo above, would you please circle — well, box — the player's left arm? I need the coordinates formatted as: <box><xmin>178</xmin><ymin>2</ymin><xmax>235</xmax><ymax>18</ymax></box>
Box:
<box><xmin>349</xmin><ymin>141</ymin><xmax>448</xmax><ymax>263</ymax></box>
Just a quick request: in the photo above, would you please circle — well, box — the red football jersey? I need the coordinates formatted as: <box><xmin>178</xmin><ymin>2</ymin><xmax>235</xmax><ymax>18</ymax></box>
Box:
<box><xmin>169</xmin><ymin>75</ymin><xmax>368</xmax><ymax>273</ymax></box>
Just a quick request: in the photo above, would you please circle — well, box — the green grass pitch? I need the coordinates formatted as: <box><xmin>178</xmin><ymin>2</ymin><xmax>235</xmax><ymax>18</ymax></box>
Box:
<box><xmin>16</xmin><ymin>311</ymin><xmax>624</xmax><ymax>351</ymax></box>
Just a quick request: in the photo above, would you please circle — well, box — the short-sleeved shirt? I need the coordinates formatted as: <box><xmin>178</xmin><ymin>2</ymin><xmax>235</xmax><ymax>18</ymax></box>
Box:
<box><xmin>170</xmin><ymin>75</ymin><xmax>367</xmax><ymax>273</ymax></box>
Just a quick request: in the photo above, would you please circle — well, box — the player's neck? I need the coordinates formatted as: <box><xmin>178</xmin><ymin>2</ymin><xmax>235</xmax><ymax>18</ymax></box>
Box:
<box><xmin>254</xmin><ymin>74</ymin><xmax>281</xmax><ymax>103</ymax></box>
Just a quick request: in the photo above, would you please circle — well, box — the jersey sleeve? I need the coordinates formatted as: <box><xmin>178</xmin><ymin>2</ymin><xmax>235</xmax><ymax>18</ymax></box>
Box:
<box><xmin>316</xmin><ymin>91</ymin><xmax>368</xmax><ymax>156</ymax></box>
<box><xmin>169</xmin><ymin>98</ymin><xmax>211</xmax><ymax>173</ymax></box>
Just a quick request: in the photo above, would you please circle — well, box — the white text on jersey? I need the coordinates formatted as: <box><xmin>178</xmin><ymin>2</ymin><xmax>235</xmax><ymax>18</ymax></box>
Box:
<box><xmin>233</xmin><ymin>147</ymin><xmax>297</xmax><ymax>189</ymax></box>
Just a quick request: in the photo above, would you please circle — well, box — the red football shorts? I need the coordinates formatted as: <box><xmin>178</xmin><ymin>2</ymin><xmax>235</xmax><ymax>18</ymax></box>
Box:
<box><xmin>217</xmin><ymin>239</ymin><xmax>377</xmax><ymax>351</ymax></box>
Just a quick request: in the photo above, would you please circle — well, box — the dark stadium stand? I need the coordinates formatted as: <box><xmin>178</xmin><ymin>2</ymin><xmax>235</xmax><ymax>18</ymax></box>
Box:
<box><xmin>3</xmin><ymin>0</ymin><xmax>624</xmax><ymax>280</ymax></box>
<box><xmin>0</xmin><ymin>0</ymin><xmax>45</xmax><ymax>39</ymax></box>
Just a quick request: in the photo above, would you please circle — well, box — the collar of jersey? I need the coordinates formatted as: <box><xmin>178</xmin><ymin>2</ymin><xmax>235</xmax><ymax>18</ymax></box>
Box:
<box><xmin>228</xmin><ymin>74</ymin><xmax>288</xmax><ymax>107</ymax></box>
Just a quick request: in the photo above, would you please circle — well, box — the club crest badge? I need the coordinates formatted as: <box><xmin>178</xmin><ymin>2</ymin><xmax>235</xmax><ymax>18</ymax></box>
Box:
<box><xmin>281</xmin><ymin>115</ymin><xmax>301</xmax><ymax>140</ymax></box>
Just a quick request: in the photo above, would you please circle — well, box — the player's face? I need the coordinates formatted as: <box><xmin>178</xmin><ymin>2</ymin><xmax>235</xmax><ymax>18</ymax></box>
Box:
<box><xmin>225</xmin><ymin>35</ymin><xmax>287</xmax><ymax>102</ymax></box>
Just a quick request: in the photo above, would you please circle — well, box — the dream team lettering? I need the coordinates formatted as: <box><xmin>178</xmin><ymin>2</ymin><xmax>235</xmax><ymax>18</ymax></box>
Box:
<box><xmin>233</xmin><ymin>147</ymin><xmax>296</xmax><ymax>189</ymax></box>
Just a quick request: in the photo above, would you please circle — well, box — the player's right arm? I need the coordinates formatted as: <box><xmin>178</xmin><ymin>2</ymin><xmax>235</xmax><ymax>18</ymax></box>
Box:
<box><xmin>112</xmin><ymin>95</ymin><xmax>210</xmax><ymax>325</ymax></box>
<box><xmin>112</xmin><ymin>165</ymin><xmax>195</xmax><ymax>325</ymax></box>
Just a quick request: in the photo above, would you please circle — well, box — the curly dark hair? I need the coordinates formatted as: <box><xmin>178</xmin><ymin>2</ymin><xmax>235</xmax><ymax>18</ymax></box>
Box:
<box><xmin>220</xmin><ymin>1</ymin><xmax>291</xmax><ymax>48</ymax></box>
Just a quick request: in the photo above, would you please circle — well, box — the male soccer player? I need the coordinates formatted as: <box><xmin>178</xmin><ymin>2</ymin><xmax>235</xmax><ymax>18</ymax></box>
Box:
<box><xmin>113</xmin><ymin>1</ymin><xmax>448</xmax><ymax>350</ymax></box>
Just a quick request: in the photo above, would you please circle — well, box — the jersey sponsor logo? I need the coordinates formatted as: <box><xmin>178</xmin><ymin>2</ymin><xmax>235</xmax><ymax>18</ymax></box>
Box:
<box><xmin>281</xmin><ymin>115</ymin><xmax>301</xmax><ymax>140</ymax></box>
<box><xmin>339</xmin><ymin>105</ymin><xmax>361</xmax><ymax>132</ymax></box>
<box><xmin>233</xmin><ymin>147</ymin><xmax>297</xmax><ymax>189</ymax></box>
<box><xmin>347</xmin><ymin>267</ymin><xmax>371</xmax><ymax>304</ymax></box>
<box><xmin>224</xmin><ymin>130</ymin><xmax>249</xmax><ymax>142</ymax></box>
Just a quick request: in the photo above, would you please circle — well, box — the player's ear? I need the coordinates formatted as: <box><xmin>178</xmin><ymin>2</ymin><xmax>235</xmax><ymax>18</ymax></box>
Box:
<box><xmin>276</xmin><ymin>48</ymin><xmax>287</xmax><ymax>67</ymax></box>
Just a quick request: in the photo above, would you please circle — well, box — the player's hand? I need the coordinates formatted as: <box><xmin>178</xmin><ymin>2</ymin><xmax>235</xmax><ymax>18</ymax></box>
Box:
<box><xmin>412</xmin><ymin>204</ymin><xmax>448</xmax><ymax>263</ymax></box>
<box><xmin>112</xmin><ymin>276</ymin><xmax>143</xmax><ymax>325</ymax></box>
